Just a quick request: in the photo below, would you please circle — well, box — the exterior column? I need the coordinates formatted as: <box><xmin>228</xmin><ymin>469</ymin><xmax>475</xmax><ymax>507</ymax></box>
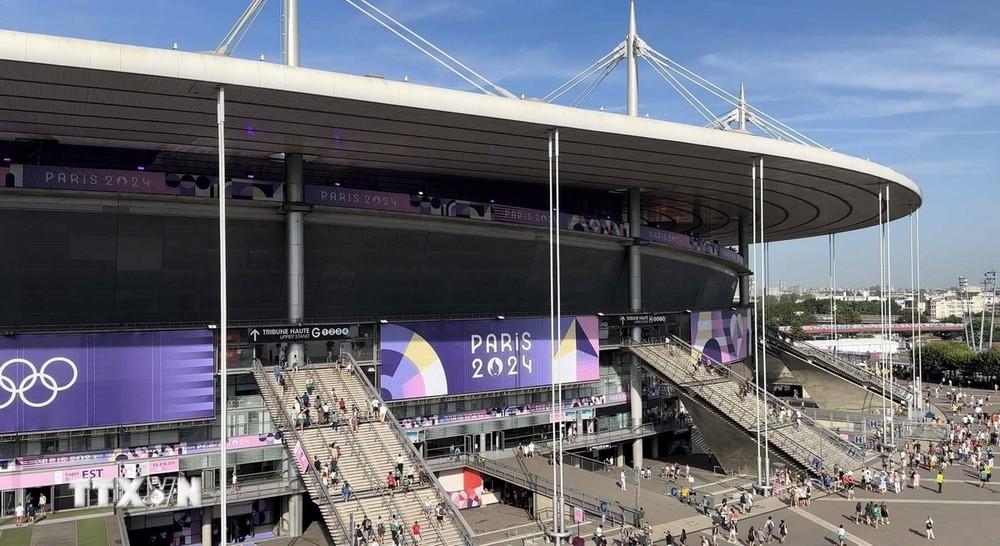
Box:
<box><xmin>628</xmin><ymin>188</ymin><xmax>644</xmax><ymax>470</ymax></box>
<box><xmin>200</xmin><ymin>506</ymin><xmax>213</xmax><ymax>545</ymax></box>
<box><xmin>287</xmin><ymin>493</ymin><xmax>303</xmax><ymax>537</ymax></box>
<box><xmin>738</xmin><ymin>217</ymin><xmax>749</xmax><ymax>305</ymax></box>
<box><xmin>286</xmin><ymin>153</ymin><xmax>306</xmax><ymax>366</ymax></box>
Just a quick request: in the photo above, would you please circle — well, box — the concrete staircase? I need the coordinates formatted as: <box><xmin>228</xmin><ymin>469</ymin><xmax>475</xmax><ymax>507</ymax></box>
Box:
<box><xmin>628</xmin><ymin>340</ymin><xmax>867</xmax><ymax>475</ymax></box>
<box><xmin>766</xmin><ymin>329</ymin><xmax>912</xmax><ymax>405</ymax></box>
<box><xmin>251</xmin><ymin>364</ymin><xmax>355</xmax><ymax>543</ymax></box>
<box><xmin>252</xmin><ymin>362</ymin><xmax>469</xmax><ymax>546</ymax></box>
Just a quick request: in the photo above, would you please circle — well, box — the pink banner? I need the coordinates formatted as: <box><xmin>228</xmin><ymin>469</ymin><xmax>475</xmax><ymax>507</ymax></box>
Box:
<box><xmin>2</xmin><ymin>434</ymin><xmax>280</xmax><ymax>473</ymax></box>
<box><xmin>0</xmin><ymin>459</ymin><xmax>180</xmax><ymax>490</ymax></box>
<box><xmin>293</xmin><ymin>441</ymin><xmax>309</xmax><ymax>475</ymax></box>
<box><xmin>21</xmin><ymin>165</ymin><xmax>169</xmax><ymax>194</ymax></box>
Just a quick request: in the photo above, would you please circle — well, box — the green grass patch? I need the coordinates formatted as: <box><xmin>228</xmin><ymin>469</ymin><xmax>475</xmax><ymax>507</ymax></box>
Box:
<box><xmin>0</xmin><ymin>527</ymin><xmax>32</xmax><ymax>546</ymax></box>
<box><xmin>77</xmin><ymin>517</ymin><xmax>109</xmax><ymax>546</ymax></box>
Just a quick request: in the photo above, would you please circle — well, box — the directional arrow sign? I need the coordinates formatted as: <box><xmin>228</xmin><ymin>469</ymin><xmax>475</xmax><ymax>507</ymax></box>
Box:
<box><xmin>245</xmin><ymin>324</ymin><xmax>352</xmax><ymax>343</ymax></box>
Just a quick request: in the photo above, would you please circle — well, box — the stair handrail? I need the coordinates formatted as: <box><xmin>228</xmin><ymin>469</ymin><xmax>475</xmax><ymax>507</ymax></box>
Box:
<box><xmin>305</xmin><ymin>366</ymin><xmax>438</xmax><ymax>546</ymax></box>
<box><xmin>626</xmin><ymin>341</ymin><xmax>860</xmax><ymax>471</ymax></box>
<box><xmin>765</xmin><ymin>328</ymin><xmax>911</xmax><ymax>401</ymax></box>
<box><xmin>662</xmin><ymin>335</ymin><xmax>866</xmax><ymax>461</ymax></box>
<box><xmin>252</xmin><ymin>361</ymin><xmax>353</xmax><ymax>544</ymax></box>
<box><xmin>348</xmin><ymin>361</ymin><xmax>478</xmax><ymax>544</ymax></box>
<box><xmin>465</xmin><ymin>454</ymin><xmax>637</xmax><ymax>526</ymax></box>
<box><xmin>285</xmin><ymin>369</ymin><xmax>388</xmax><ymax>526</ymax></box>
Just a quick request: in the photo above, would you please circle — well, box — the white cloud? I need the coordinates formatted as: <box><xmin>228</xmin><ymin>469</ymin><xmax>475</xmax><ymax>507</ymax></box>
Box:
<box><xmin>699</xmin><ymin>35</ymin><xmax>1000</xmax><ymax>120</ymax></box>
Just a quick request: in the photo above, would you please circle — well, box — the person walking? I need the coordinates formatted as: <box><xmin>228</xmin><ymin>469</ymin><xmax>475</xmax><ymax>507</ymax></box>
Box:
<box><xmin>14</xmin><ymin>503</ymin><xmax>23</xmax><ymax>526</ymax></box>
<box><xmin>836</xmin><ymin>524</ymin><xmax>848</xmax><ymax>546</ymax></box>
<box><xmin>935</xmin><ymin>470</ymin><xmax>944</xmax><ymax>494</ymax></box>
<box><xmin>925</xmin><ymin>516</ymin><xmax>935</xmax><ymax>540</ymax></box>
<box><xmin>777</xmin><ymin>520</ymin><xmax>788</xmax><ymax>544</ymax></box>
<box><xmin>620</xmin><ymin>469</ymin><xmax>627</xmax><ymax>491</ymax></box>
<box><xmin>411</xmin><ymin>521</ymin><xmax>422</xmax><ymax>544</ymax></box>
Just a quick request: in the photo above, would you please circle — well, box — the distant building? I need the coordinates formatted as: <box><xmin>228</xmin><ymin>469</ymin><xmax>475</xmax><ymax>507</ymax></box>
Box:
<box><xmin>928</xmin><ymin>291</ymin><xmax>986</xmax><ymax>319</ymax></box>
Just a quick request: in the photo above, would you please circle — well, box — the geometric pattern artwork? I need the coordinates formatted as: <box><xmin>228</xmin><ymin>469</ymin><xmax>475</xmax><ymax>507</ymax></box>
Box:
<box><xmin>690</xmin><ymin>308</ymin><xmax>750</xmax><ymax>364</ymax></box>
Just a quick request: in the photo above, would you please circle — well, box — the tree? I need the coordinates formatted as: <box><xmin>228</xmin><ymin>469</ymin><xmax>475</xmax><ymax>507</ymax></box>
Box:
<box><xmin>837</xmin><ymin>308</ymin><xmax>862</xmax><ymax>324</ymax></box>
<box><xmin>920</xmin><ymin>341</ymin><xmax>977</xmax><ymax>374</ymax></box>
<box><xmin>977</xmin><ymin>348</ymin><xmax>1000</xmax><ymax>378</ymax></box>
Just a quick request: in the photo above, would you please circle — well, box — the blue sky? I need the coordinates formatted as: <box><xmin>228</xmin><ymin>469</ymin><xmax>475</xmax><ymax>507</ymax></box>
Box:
<box><xmin>2</xmin><ymin>0</ymin><xmax>997</xmax><ymax>290</ymax></box>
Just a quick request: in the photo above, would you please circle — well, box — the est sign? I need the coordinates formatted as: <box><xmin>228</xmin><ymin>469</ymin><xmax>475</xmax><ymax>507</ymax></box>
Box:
<box><xmin>247</xmin><ymin>325</ymin><xmax>352</xmax><ymax>343</ymax></box>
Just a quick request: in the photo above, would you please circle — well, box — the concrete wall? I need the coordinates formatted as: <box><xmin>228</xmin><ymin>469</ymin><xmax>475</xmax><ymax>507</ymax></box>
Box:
<box><xmin>678</xmin><ymin>391</ymin><xmax>798</xmax><ymax>476</ymax></box>
<box><xmin>768</xmin><ymin>349</ymin><xmax>891</xmax><ymax>412</ymax></box>
<box><xmin>0</xmin><ymin>209</ymin><xmax>739</xmax><ymax>326</ymax></box>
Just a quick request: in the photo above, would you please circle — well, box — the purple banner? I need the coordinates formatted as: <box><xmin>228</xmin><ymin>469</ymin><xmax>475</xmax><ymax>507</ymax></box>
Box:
<box><xmin>380</xmin><ymin>316</ymin><xmax>599</xmax><ymax>401</ymax></box>
<box><xmin>491</xmin><ymin>204</ymin><xmax>549</xmax><ymax>227</ymax></box>
<box><xmin>640</xmin><ymin>226</ymin><xmax>691</xmax><ymax>247</ymax></box>
<box><xmin>0</xmin><ymin>329</ymin><xmax>215</xmax><ymax>433</ymax></box>
<box><xmin>304</xmin><ymin>186</ymin><xmax>414</xmax><ymax>212</ymax></box>
<box><xmin>21</xmin><ymin>165</ymin><xmax>169</xmax><ymax>195</ymax></box>
<box><xmin>690</xmin><ymin>309</ymin><xmax>750</xmax><ymax>364</ymax></box>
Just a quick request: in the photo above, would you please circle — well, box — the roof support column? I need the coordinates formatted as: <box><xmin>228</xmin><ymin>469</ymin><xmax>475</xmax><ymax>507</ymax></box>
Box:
<box><xmin>282</xmin><ymin>0</ymin><xmax>300</xmax><ymax>67</ymax></box>
<box><xmin>286</xmin><ymin>153</ymin><xmax>306</xmax><ymax>366</ymax></box>
<box><xmin>738</xmin><ymin>217</ymin><xmax>749</xmax><ymax>306</ymax></box>
<box><xmin>628</xmin><ymin>187</ymin><xmax>643</xmax><ymax>470</ymax></box>
<box><xmin>625</xmin><ymin>0</ymin><xmax>639</xmax><ymax>117</ymax></box>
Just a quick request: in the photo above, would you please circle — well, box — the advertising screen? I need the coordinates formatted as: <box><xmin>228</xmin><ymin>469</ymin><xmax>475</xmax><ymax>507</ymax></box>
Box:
<box><xmin>690</xmin><ymin>309</ymin><xmax>751</xmax><ymax>364</ymax></box>
<box><xmin>0</xmin><ymin>329</ymin><xmax>215</xmax><ymax>433</ymax></box>
<box><xmin>380</xmin><ymin>316</ymin><xmax>599</xmax><ymax>400</ymax></box>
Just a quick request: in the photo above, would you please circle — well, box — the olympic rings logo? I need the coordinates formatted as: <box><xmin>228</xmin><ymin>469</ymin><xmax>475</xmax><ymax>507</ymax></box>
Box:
<box><xmin>0</xmin><ymin>357</ymin><xmax>78</xmax><ymax>409</ymax></box>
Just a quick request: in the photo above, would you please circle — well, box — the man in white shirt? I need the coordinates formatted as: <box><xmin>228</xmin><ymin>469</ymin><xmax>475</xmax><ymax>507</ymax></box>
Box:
<box><xmin>620</xmin><ymin>470</ymin><xmax>627</xmax><ymax>491</ymax></box>
<box><xmin>14</xmin><ymin>503</ymin><xmax>24</xmax><ymax>526</ymax></box>
<box><xmin>528</xmin><ymin>442</ymin><xmax>536</xmax><ymax>458</ymax></box>
<box><xmin>38</xmin><ymin>493</ymin><xmax>47</xmax><ymax>515</ymax></box>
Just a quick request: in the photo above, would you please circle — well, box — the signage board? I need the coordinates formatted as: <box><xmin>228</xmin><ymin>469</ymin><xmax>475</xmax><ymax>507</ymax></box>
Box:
<box><xmin>615</xmin><ymin>313</ymin><xmax>667</xmax><ymax>328</ymax></box>
<box><xmin>380</xmin><ymin>316</ymin><xmax>599</xmax><ymax>400</ymax></box>
<box><xmin>0</xmin><ymin>329</ymin><xmax>214</xmax><ymax>434</ymax></box>
<box><xmin>21</xmin><ymin>165</ymin><xmax>170</xmax><ymax>195</ymax></box>
<box><xmin>246</xmin><ymin>324</ymin><xmax>352</xmax><ymax>343</ymax></box>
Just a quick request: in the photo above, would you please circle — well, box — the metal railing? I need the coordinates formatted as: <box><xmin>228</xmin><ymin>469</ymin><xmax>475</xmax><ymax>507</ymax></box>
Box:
<box><xmin>668</xmin><ymin>335</ymin><xmax>866</xmax><ymax>460</ymax></box>
<box><xmin>303</xmin><ymin>365</ymin><xmax>450</xmax><ymax>546</ymax></box>
<box><xmin>627</xmin><ymin>338</ymin><xmax>865</xmax><ymax>471</ymax></box>
<box><xmin>347</xmin><ymin>360</ymin><xmax>478</xmax><ymax>544</ymax></box>
<box><xmin>765</xmin><ymin>329</ymin><xmax>912</xmax><ymax>403</ymax></box>
<box><xmin>116</xmin><ymin>510</ymin><xmax>131</xmax><ymax>546</ymax></box>
<box><xmin>462</xmin><ymin>453</ymin><xmax>639</xmax><ymax>527</ymax></box>
<box><xmin>251</xmin><ymin>360</ymin><xmax>353</xmax><ymax>544</ymax></box>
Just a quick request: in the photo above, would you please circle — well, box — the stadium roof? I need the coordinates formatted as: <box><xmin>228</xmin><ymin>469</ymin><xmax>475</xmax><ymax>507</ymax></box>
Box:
<box><xmin>0</xmin><ymin>30</ymin><xmax>921</xmax><ymax>245</ymax></box>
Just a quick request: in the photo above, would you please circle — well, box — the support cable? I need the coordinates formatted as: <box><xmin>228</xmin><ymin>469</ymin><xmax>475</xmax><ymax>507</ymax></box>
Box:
<box><xmin>642</xmin><ymin>55</ymin><xmax>717</xmax><ymax>124</ymax></box>
<box><xmin>572</xmin><ymin>57</ymin><xmax>622</xmax><ymax>107</ymax></box>
<box><xmin>343</xmin><ymin>0</ymin><xmax>509</xmax><ymax>96</ymax></box>
<box><xmin>543</xmin><ymin>44</ymin><xmax>625</xmax><ymax>102</ymax></box>
<box><xmin>641</xmin><ymin>45</ymin><xmax>825</xmax><ymax>147</ymax></box>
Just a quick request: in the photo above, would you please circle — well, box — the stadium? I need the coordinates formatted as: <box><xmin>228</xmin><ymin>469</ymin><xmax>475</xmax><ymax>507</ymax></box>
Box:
<box><xmin>0</xmin><ymin>2</ymin><xmax>923</xmax><ymax>545</ymax></box>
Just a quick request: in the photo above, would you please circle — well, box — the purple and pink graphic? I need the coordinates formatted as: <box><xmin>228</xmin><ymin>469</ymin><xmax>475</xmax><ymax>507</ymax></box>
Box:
<box><xmin>0</xmin><ymin>329</ymin><xmax>215</xmax><ymax>434</ymax></box>
<box><xmin>690</xmin><ymin>309</ymin><xmax>751</xmax><ymax>364</ymax></box>
<box><xmin>380</xmin><ymin>316</ymin><xmax>599</xmax><ymax>401</ymax></box>
<box><xmin>438</xmin><ymin>468</ymin><xmax>488</xmax><ymax>509</ymax></box>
